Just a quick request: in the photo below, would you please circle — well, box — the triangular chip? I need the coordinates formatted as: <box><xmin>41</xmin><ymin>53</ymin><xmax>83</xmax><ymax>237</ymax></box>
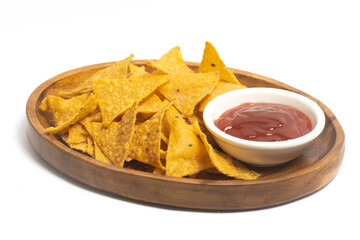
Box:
<box><xmin>40</xmin><ymin>93</ymin><xmax>97</xmax><ymax>134</ymax></box>
<box><xmin>80</xmin><ymin>109</ymin><xmax>102</xmax><ymax>125</ymax></box>
<box><xmin>40</xmin><ymin>93</ymin><xmax>89</xmax><ymax>125</ymax></box>
<box><xmin>86</xmin><ymin>136</ymin><xmax>95</xmax><ymax>157</ymax></box>
<box><xmin>45</xmin><ymin>93</ymin><xmax>97</xmax><ymax>134</ymax></box>
<box><xmin>94</xmin><ymin>142</ymin><xmax>112</xmax><ymax>164</ymax></box>
<box><xmin>61</xmin><ymin>133</ymin><xmax>94</xmax><ymax>157</ymax></box>
<box><xmin>193</xmin><ymin>121</ymin><xmax>260</xmax><ymax>180</ymax></box>
<box><xmin>129</xmin><ymin>64</ymin><xmax>149</xmax><ymax>78</ymax></box>
<box><xmin>198</xmin><ymin>81</ymin><xmax>246</xmax><ymax>112</ymax></box>
<box><xmin>166</xmin><ymin>107</ymin><xmax>212</xmax><ymax>177</ymax></box>
<box><xmin>157</xmin><ymin>72</ymin><xmax>219</xmax><ymax>116</ymax></box>
<box><xmin>199</xmin><ymin>41</ymin><xmax>244</xmax><ymax>86</ymax></box>
<box><xmin>61</xmin><ymin>54</ymin><xmax>134</xmax><ymax>97</ymax></box>
<box><xmin>84</xmin><ymin>102</ymin><xmax>138</xmax><ymax>167</ymax></box>
<box><xmin>93</xmin><ymin>75</ymin><xmax>168</xmax><ymax>127</ymax></box>
<box><xmin>66</xmin><ymin>123</ymin><xmax>88</xmax><ymax>144</ymax></box>
<box><xmin>68</xmin><ymin>141</ymin><xmax>88</xmax><ymax>154</ymax></box>
<box><xmin>137</xmin><ymin>93</ymin><xmax>165</xmax><ymax>115</ymax></box>
<box><xmin>129</xmin><ymin>102</ymin><xmax>170</xmax><ymax>170</ymax></box>
<box><xmin>146</xmin><ymin>46</ymin><xmax>193</xmax><ymax>74</ymax></box>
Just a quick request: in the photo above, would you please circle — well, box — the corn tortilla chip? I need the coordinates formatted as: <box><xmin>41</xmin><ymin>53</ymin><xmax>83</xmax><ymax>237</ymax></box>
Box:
<box><xmin>93</xmin><ymin>75</ymin><xmax>168</xmax><ymax>127</ymax></box>
<box><xmin>199</xmin><ymin>41</ymin><xmax>244</xmax><ymax>86</ymax></box>
<box><xmin>39</xmin><ymin>93</ymin><xmax>90</xmax><ymax>126</ymax></box>
<box><xmin>166</xmin><ymin>107</ymin><xmax>212</xmax><ymax>177</ymax></box>
<box><xmin>68</xmin><ymin>141</ymin><xmax>88</xmax><ymax>153</ymax></box>
<box><xmin>146</xmin><ymin>46</ymin><xmax>193</xmax><ymax>74</ymax></box>
<box><xmin>94</xmin><ymin>142</ymin><xmax>112</xmax><ymax>164</ymax></box>
<box><xmin>84</xmin><ymin>102</ymin><xmax>138</xmax><ymax>167</ymax></box>
<box><xmin>61</xmin><ymin>54</ymin><xmax>133</xmax><ymax>97</ymax></box>
<box><xmin>86</xmin><ymin>137</ymin><xmax>95</xmax><ymax>157</ymax></box>
<box><xmin>66</xmin><ymin>123</ymin><xmax>88</xmax><ymax>144</ymax></box>
<box><xmin>45</xmin><ymin>93</ymin><xmax>97</xmax><ymax>134</ymax></box>
<box><xmin>129</xmin><ymin>102</ymin><xmax>170</xmax><ymax>170</ymax></box>
<box><xmin>157</xmin><ymin>72</ymin><xmax>219</xmax><ymax>116</ymax></box>
<box><xmin>137</xmin><ymin>93</ymin><xmax>165</xmax><ymax>115</ymax></box>
<box><xmin>194</xmin><ymin>121</ymin><xmax>260</xmax><ymax>180</ymax></box>
<box><xmin>129</xmin><ymin>64</ymin><xmax>149</xmax><ymax>78</ymax></box>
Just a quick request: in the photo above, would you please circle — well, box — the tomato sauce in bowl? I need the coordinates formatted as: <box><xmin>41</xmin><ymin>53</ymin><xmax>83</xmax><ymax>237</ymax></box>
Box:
<box><xmin>214</xmin><ymin>102</ymin><xmax>312</xmax><ymax>142</ymax></box>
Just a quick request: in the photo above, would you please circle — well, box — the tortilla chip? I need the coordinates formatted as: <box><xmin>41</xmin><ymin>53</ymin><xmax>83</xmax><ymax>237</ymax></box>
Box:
<box><xmin>199</xmin><ymin>41</ymin><xmax>244</xmax><ymax>86</ymax></box>
<box><xmin>40</xmin><ymin>93</ymin><xmax>89</xmax><ymax>124</ymax></box>
<box><xmin>198</xmin><ymin>81</ymin><xmax>246</xmax><ymax>112</ymax></box>
<box><xmin>166</xmin><ymin>107</ymin><xmax>212</xmax><ymax>177</ymax></box>
<box><xmin>84</xmin><ymin>102</ymin><xmax>138</xmax><ymax>167</ymax></box>
<box><xmin>61</xmin><ymin>54</ymin><xmax>134</xmax><ymax>97</ymax></box>
<box><xmin>161</xmin><ymin>107</ymin><xmax>171</xmax><ymax>143</ymax></box>
<box><xmin>66</xmin><ymin>123</ymin><xmax>88</xmax><ymax>144</ymax></box>
<box><xmin>93</xmin><ymin>74</ymin><xmax>168</xmax><ymax>127</ymax></box>
<box><xmin>137</xmin><ymin>93</ymin><xmax>165</xmax><ymax>115</ymax></box>
<box><xmin>94</xmin><ymin>142</ymin><xmax>112</xmax><ymax>164</ymax></box>
<box><xmin>86</xmin><ymin>137</ymin><xmax>95</xmax><ymax>157</ymax></box>
<box><xmin>153</xmin><ymin>168</ymin><xmax>166</xmax><ymax>175</ymax></box>
<box><xmin>129</xmin><ymin>102</ymin><xmax>170</xmax><ymax>170</ymax></box>
<box><xmin>80</xmin><ymin>109</ymin><xmax>102</xmax><ymax>125</ymax></box>
<box><xmin>160</xmin><ymin>149</ymin><xmax>166</xmax><ymax>159</ymax></box>
<box><xmin>146</xmin><ymin>46</ymin><xmax>193</xmax><ymax>74</ymax></box>
<box><xmin>45</xmin><ymin>93</ymin><xmax>97</xmax><ymax>134</ymax></box>
<box><xmin>157</xmin><ymin>72</ymin><xmax>219</xmax><ymax>116</ymax></box>
<box><xmin>68</xmin><ymin>141</ymin><xmax>88</xmax><ymax>153</ymax></box>
<box><xmin>194</xmin><ymin>121</ymin><xmax>260</xmax><ymax>180</ymax></box>
<box><xmin>129</xmin><ymin>64</ymin><xmax>149</xmax><ymax>78</ymax></box>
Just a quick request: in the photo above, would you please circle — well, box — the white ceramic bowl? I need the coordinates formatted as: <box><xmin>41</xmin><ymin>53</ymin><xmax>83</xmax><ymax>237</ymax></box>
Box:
<box><xmin>203</xmin><ymin>87</ymin><xmax>325</xmax><ymax>167</ymax></box>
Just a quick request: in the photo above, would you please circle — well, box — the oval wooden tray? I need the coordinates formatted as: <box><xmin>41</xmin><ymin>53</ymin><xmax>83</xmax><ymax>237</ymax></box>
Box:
<box><xmin>26</xmin><ymin>61</ymin><xmax>345</xmax><ymax>210</ymax></box>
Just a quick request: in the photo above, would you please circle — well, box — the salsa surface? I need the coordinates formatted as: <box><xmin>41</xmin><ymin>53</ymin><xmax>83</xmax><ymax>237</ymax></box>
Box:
<box><xmin>214</xmin><ymin>102</ymin><xmax>312</xmax><ymax>142</ymax></box>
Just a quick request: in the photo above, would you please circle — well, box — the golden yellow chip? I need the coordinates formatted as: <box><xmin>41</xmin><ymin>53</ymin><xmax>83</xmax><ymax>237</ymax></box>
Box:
<box><xmin>199</xmin><ymin>41</ymin><xmax>244</xmax><ymax>86</ymax></box>
<box><xmin>198</xmin><ymin>81</ymin><xmax>246</xmax><ymax>112</ymax></box>
<box><xmin>157</xmin><ymin>72</ymin><xmax>219</xmax><ymax>116</ymax></box>
<box><xmin>153</xmin><ymin>168</ymin><xmax>165</xmax><ymax>175</ymax></box>
<box><xmin>40</xmin><ymin>93</ymin><xmax>89</xmax><ymax>124</ymax></box>
<box><xmin>40</xmin><ymin>93</ymin><xmax>97</xmax><ymax>134</ymax></box>
<box><xmin>166</xmin><ymin>107</ymin><xmax>212</xmax><ymax>177</ymax></box>
<box><xmin>80</xmin><ymin>110</ymin><xmax>102</xmax><ymax>125</ymax></box>
<box><xmin>61</xmin><ymin>54</ymin><xmax>134</xmax><ymax>97</ymax></box>
<box><xmin>161</xmin><ymin>108</ymin><xmax>171</xmax><ymax>143</ymax></box>
<box><xmin>146</xmin><ymin>46</ymin><xmax>193</xmax><ymax>74</ymax></box>
<box><xmin>45</xmin><ymin>93</ymin><xmax>97</xmax><ymax>134</ymax></box>
<box><xmin>66</xmin><ymin>123</ymin><xmax>88</xmax><ymax>144</ymax></box>
<box><xmin>194</xmin><ymin>121</ymin><xmax>260</xmax><ymax>180</ymax></box>
<box><xmin>94</xmin><ymin>142</ymin><xmax>112</xmax><ymax>164</ymax></box>
<box><xmin>68</xmin><ymin>141</ymin><xmax>88</xmax><ymax>153</ymax></box>
<box><xmin>93</xmin><ymin>75</ymin><xmax>168</xmax><ymax>127</ymax></box>
<box><xmin>160</xmin><ymin>149</ymin><xmax>167</xmax><ymax>160</ymax></box>
<box><xmin>137</xmin><ymin>93</ymin><xmax>165</xmax><ymax>115</ymax></box>
<box><xmin>128</xmin><ymin>64</ymin><xmax>149</xmax><ymax>78</ymax></box>
<box><xmin>84</xmin><ymin>102</ymin><xmax>138</xmax><ymax>167</ymax></box>
<box><xmin>129</xmin><ymin>102</ymin><xmax>170</xmax><ymax>170</ymax></box>
<box><xmin>86</xmin><ymin>137</ymin><xmax>95</xmax><ymax>157</ymax></box>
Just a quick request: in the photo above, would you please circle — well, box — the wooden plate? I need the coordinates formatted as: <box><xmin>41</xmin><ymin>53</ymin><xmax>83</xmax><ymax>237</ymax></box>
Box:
<box><xmin>26</xmin><ymin>61</ymin><xmax>345</xmax><ymax>210</ymax></box>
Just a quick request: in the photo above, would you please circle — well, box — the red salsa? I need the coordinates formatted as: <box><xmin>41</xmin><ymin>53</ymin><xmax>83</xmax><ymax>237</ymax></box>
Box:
<box><xmin>214</xmin><ymin>102</ymin><xmax>312</xmax><ymax>142</ymax></box>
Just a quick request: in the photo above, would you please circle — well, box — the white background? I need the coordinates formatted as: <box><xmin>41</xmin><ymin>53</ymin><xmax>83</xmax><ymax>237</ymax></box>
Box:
<box><xmin>1</xmin><ymin>0</ymin><xmax>359</xmax><ymax>239</ymax></box>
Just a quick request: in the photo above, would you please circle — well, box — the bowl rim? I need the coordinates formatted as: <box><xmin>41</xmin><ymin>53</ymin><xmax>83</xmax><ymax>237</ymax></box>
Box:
<box><xmin>203</xmin><ymin>87</ymin><xmax>326</xmax><ymax>150</ymax></box>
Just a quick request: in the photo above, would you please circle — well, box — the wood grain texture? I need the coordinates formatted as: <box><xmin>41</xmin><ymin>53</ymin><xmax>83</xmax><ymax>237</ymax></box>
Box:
<box><xmin>26</xmin><ymin>61</ymin><xmax>345</xmax><ymax>210</ymax></box>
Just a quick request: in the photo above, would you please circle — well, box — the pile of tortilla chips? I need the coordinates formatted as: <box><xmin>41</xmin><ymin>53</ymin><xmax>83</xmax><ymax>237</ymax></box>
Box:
<box><xmin>40</xmin><ymin>41</ymin><xmax>260</xmax><ymax>180</ymax></box>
